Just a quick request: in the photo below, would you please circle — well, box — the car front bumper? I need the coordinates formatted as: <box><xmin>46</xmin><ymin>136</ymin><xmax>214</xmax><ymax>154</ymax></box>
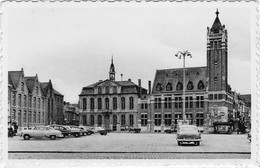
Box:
<box><xmin>177</xmin><ymin>138</ymin><xmax>201</xmax><ymax>142</ymax></box>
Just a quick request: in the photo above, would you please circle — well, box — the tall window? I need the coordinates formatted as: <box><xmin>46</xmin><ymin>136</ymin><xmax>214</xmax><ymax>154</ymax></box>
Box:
<box><xmin>12</xmin><ymin>93</ymin><xmax>16</xmax><ymax>106</ymax></box>
<box><xmin>33</xmin><ymin>97</ymin><xmax>36</xmax><ymax>109</ymax></box>
<box><xmin>98</xmin><ymin>98</ymin><xmax>102</xmax><ymax>110</ymax></box>
<box><xmin>18</xmin><ymin>111</ymin><xmax>21</xmax><ymax>126</ymax></box>
<box><xmin>113</xmin><ymin>86</ymin><xmax>117</xmax><ymax>93</ymax></box>
<box><xmin>164</xmin><ymin>97</ymin><xmax>172</xmax><ymax>109</ymax></box>
<box><xmin>24</xmin><ymin>95</ymin><xmax>27</xmax><ymax>107</ymax></box>
<box><xmin>12</xmin><ymin>109</ymin><xmax>16</xmax><ymax>120</ymax></box>
<box><xmin>121</xmin><ymin>97</ymin><xmax>125</xmax><ymax>110</ymax></box>
<box><xmin>83</xmin><ymin>98</ymin><xmax>87</xmax><ymax>111</ymax></box>
<box><xmin>154</xmin><ymin>114</ymin><xmax>161</xmax><ymax>126</ymax></box>
<box><xmin>113</xmin><ymin>97</ymin><xmax>117</xmax><ymax>110</ymax></box>
<box><xmin>154</xmin><ymin>98</ymin><xmax>161</xmax><ymax>109</ymax></box>
<box><xmin>28</xmin><ymin>111</ymin><xmax>32</xmax><ymax>123</ymax></box>
<box><xmin>98</xmin><ymin>87</ymin><xmax>102</xmax><ymax>94</ymax></box>
<box><xmin>42</xmin><ymin>113</ymin><xmax>44</xmax><ymax>123</ymax></box>
<box><xmin>90</xmin><ymin>98</ymin><xmax>95</xmax><ymax>110</ymax></box>
<box><xmin>141</xmin><ymin>114</ymin><xmax>147</xmax><ymax>126</ymax></box>
<box><xmin>129</xmin><ymin>97</ymin><xmax>134</xmax><ymax>110</ymax></box>
<box><xmin>175</xmin><ymin>97</ymin><xmax>182</xmax><ymax>109</ymax></box>
<box><xmin>129</xmin><ymin>114</ymin><xmax>134</xmax><ymax>127</ymax></box>
<box><xmin>164</xmin><ymin>113</ymin><xmax>172</xmax><ymax>126</ymax></box>
<box><xmin>33</xmin><ymin>111</ymin><xmax>36</xmax><ymax>123</ymax></box>
<box><xmin>38</xmin><ymin>112</ymin><xmax>40</xmax><ymax>123</ymax></box>
<box><xmin>18</xmin><ymin>94</ymin><xmax>21</xmax><ymax>107</ymax></box>
<box><xmin>23</xmin><ymin>111</ymin><xmax>27</xmax><ymax>123</ymax></box>
<box><xmin>21</xmin><ymin>82</ymin><xmax>24</xmax><ymax>92</ymax></box>
<box><xmin>29</xmin><ymin>96</ymin><xmax>32</xmax><ymax>108</ymax></box>
<box><xmin>121</xmin><ymin>115</ymin><xmax>126</xmax><ymax>126</ymax></box>
<box><xmin>90</xmin><ymin>115</ymin><xmax>94</xmax><ymax>126</ymax></box>
<box><xmin>83</xmin><ymin>115</ymin><xmax>87</xmax><ymax>125</ymax></box>
<box><xmin>196</xmin><ymin>96</ymin><xmax>204</xmax><ymax>108</ymax></box>
<box><xmin>42</xmin><ymin>99</ymin><xmax>44</xmax><ymax>110</ymax></box>
<box><xmin>98</xmin><ymin>115</ymin><xmax>102</xmax><ymax>126</ymax></box>
<box><xmin>185</xmin><ymin>97</ymin><xmax>193</xmax><ymax>108</ymax></box>
<box><xmin>196</xmin><ymin>113</ymin><xmax>204</xmax><ymax>126</ymax></box>
<box><xmin>105</xmin><ymin>98</ymin><xmax>109</xmax><ymax>110</ymax></box>
<box><xmin>38</xmin><ymin>98</ymin><xmax>41</xmax><ymax>109</ymax></box>
<box><xmin>105</xmin><ymin>86</ymin><xmax>109</xmax><ymax>94</ymax></box>
<box><xmin>36</xmin><ymin>86</ymin><xmax>38</xmax><ymax>95</ymax></box>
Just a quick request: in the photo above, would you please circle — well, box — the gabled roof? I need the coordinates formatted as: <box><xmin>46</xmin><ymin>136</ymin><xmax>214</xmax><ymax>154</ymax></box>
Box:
<box><xmin>152</xmin><ymin>66</ymin><xmax>207</xmax><ymax>94</ymax></box>
<box><xmin>24</xmin><ymin>76</ymin><xmax>36</xmax><ymax>93</ymax></box>
<box><xmin>53</xmin><ymin>88</ymin><xmax>63</xmax><ymax>97</ymax></box>
<box><xmin>40</xmin><ymin>82</ymin><xmax>50</xmax><ymax>96</ymax></box>
<box><xmin>8</xmin><ymin>71</ymin><xmax>23</xmax><ymax>89</ymax></box>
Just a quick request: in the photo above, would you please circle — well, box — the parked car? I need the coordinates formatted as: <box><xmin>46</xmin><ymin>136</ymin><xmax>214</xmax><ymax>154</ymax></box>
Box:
<box><xmin>20</xmin><ymin>126</ymin><xmax>63</xmax><ymax>140</ymax></box>
<box><xmin>78</xmin><ymin>126</ymin><xmax>93</xmax><ymax>135</ymax></box>
<box><xmin>176</xmin><ymin>125</ymin><xmax>201</xmax><ymax>146</ymax></box>
<box><xmin>69</xmin><ymin>125</ymin><xmax>86</xmax><ymax>136</ymax></box>
<box><xmin>16</xmin><ymin>127</ymin><xmax>32</xmax><ymax>136</ymax></box>
<box><xmin>93</xmin><ymin>127</ymin><xmax>108</xmax><ymax>135</ymax></box>
<box><xmin>164</xmin><ymin>126</ymin><xmax>177</xmax><ymax>134</ymax></box>
<box><xmin>65</xmin><ymin>126</ymin><xmax>81</xmax><ymax>137</ymax></box>
<box><xmin>48</xmin><ymin>125</ymin><xmax>71</xmax><ymax>137</ymax></box>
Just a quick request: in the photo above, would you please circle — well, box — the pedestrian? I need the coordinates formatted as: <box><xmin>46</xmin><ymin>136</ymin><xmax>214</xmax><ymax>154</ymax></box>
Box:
<box><xmin>8</xmin><ymin>124</ymin><xmax>14</xmax><ymax>138</ymax></box>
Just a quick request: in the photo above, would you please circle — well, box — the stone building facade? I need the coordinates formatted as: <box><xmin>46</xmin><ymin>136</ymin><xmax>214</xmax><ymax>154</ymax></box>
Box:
<box><xmin>79</xmin><ymin>59</ymin><xmax>147</xmax><ymax>131</ymax></box>
<box><xmin>8</xmin><ymin>68</ymin><xmax>64</xmax><ymax>127</ymax></box>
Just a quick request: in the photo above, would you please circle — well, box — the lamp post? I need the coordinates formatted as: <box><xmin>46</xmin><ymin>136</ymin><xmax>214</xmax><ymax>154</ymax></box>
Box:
<box><xmin>175</xmin><ymin>50</ymin><xmax>192</xmax><ymax>122</ymax></box>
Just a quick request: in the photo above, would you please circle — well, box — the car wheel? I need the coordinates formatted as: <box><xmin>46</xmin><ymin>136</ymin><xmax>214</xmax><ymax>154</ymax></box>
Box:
<box><xmin>50</xmin><ymin>135</ymin><xmax>56</xmax><ymax>140</ymax></box>
<box><xmin>23</xmin><ymin>134</ymin><xmax>30</xmax><ymax>140</ymax></box>
<box><xmin>195</xmin><ymin>142</ymin><xmax>200</xmax><ymax>146</ymax></box>
<box><xmin>177</xmin><ymin>141</ymin><xmax>181</xmax><ymax>146</ymax></box>
<box><xmin>61</xmin><ymin>134</ymin><xmax>65</xmax><ymax>138</ymax></box>
<box><xmin>74</xmin><ymin>133</ymin><xmax>79</xmax><ymax>137</ymax></box>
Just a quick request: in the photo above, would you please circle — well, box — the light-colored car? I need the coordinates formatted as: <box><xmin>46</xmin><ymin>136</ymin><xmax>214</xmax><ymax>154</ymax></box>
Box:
<box><xmin>21</xmin><ymin>126</ymin><xmax>63</xmax><ymax>140</ymax></box>
<box><xmin>176</xmin><ymin>125</ymin><xmax>202</xmax><ymax>146</ymax></box>
<box><xmin>65</xmin><ymin>126</ymin><xmax>81</xmax><ymax>137</ymax></box>
<box><xmin>16</xmin><ymin>127</ymin><xmax>32</xmax><ymax>136</ymax></box>
<box><xmin>93</xmin><ymin>127</ymin><xmax>108</xmax><ymax>135</ymax></box>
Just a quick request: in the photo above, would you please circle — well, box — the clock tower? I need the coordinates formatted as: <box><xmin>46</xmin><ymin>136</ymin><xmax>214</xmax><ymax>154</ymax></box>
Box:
<box><xmin>109</xmin><ymin>56</ymin><xmax>115</xmax><ymax>81</ymax></box>
<box><xmin>207</xmin><ymin>9</ymin><xmax>228</xmax><ymax>93</ymax></box>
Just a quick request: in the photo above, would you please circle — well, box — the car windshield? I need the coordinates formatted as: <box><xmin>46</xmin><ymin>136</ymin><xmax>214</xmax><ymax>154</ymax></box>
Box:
<box><xmin>180</xmin><ymin>127</ymin><xmax>198</xmax><ymax>133</ymax></box>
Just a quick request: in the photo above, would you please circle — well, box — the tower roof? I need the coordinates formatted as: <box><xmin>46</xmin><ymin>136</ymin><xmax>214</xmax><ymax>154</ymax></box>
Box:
<box><xmin>211</xmin><ymin>9</ymin><xmax>222</xmax><ymax>33</ymax></box>
<box><xmin>110</xmin><ymin>56</ymin><xmax>115</xmax><ymax>73</ymax></box>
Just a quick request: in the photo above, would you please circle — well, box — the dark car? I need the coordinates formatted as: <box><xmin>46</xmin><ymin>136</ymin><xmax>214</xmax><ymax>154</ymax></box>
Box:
<box><xmin>65</xmin><ymin>126</ymin><xmax>81</xmax><ymax>137</ymax></box>
<box><xmin>176</xmin><ymin>125</ymin><xmax>202</xmax><ymax>146</ymax></box>
<box><xmin>78</xmin><ymin>126</ymin><xmax>93</xmax><ymax>135</ymax></box>
<box><xmin>49</xmin><ymin>125</ymin><xmax>71</xmax><ymax>138</ymax></box>
<box><xmin>164</xmin><ymin>126</ymin><xmax>177</xmax><ymax>134</ymax></box>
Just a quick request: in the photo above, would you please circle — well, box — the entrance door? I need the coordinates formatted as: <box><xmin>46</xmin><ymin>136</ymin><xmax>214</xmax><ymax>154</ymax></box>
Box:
<box><xmin>104</xmin><ymin>114</ymin><xmax>110</xmax><ymax>130</ymax></box>
<box><xmin>113</xmin><ymin>115</ymin><xmax>117</xmax><ymax>131</ymax></box>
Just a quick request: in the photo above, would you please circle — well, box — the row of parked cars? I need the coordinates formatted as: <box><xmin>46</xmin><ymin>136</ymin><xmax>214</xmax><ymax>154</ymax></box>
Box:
<box><xmin>20</xmin><ymin>125</ymin><xmax>108</xmax><ymax>140</ymax></box>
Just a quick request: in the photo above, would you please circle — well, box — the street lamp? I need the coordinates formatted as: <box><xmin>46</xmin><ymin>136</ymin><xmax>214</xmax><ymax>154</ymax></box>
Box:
<box><xmin>175</xmin><ymin>50</ymin><xmax>192</xmax><ymax>122</ymax></box>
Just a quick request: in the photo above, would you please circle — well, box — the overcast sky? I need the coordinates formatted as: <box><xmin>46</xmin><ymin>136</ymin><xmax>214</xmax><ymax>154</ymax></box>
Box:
<box><xmin>5</xmin><ymin>3</ymin><xmax>252</xmax><ymax>103</ymax></box>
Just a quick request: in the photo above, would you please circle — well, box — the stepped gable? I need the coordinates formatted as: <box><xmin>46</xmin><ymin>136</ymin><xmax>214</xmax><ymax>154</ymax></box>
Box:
<box><xmin>8</xmin><ymin>70</ymin><xmax>23</xmax><ymax>89</ymax></box>
<box><xmin>152</xmin><ymin>66</ymin><xmax>207</xmax><ymax>94</ymax></box>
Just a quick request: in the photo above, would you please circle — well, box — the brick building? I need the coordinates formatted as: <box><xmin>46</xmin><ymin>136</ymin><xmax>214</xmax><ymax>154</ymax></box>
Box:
<box><xmin>8</xmin><ymin>68</ymin><xmax>64</xmax><ymax>127</ymax></box>
<box><xmin>79</xmin><ymin>58</ymin><xmax>147</xmax><ymax>131</ymax></box>
<box><xmin>137</xmin><ymin>10</ymin><xmax>250</xmax><ymax>132</ymax></box>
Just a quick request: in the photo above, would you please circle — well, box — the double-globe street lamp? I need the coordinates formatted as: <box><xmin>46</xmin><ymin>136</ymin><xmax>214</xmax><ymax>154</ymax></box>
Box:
<box><xmin>175</xmin><ymin>50</ymin><xmax>192</xmax><ymax>123</ymax></box>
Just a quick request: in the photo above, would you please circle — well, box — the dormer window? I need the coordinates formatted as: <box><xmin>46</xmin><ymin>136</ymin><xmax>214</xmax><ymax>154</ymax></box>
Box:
<box><xmin>166</xmin><ymin>82</ymin><xmax>172</xmax><ymax>91</ymax></box>
<box><xmin>98</xmin><ymin>87</ymin><xmax>102</xmax><ymax>94</ymax></box>
<box><xmin>187</xmin><ymin>81</ymin><xmax>194</xmax><ymax>90</ymax></box>
<box><xmin>156</xmin><ymin>83</ymin><xmax>162</xmax><ymax>91</ymax></box>
<box><xmin>197</xmin><ymin>80</ymin><xmax>205</xmax><ymax>90</ymax></box>
<box><xmin>176</xmin><ymin>82</ymin><xmax>183</xmax><ymax>91</ymax></box>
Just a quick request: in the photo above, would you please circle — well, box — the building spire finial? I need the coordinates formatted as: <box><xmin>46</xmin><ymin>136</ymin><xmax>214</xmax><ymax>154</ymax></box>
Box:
<box><xmin>216</xmin><ymin>9</ymin><xmax>219</xmax><ymax>17</ymax></box>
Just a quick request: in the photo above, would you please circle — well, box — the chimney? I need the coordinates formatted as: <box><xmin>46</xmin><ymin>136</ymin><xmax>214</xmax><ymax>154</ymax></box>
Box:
<box><xmin>128</xmin><ymin>79</ymin><xmax>131</xmax><ymax>82</ymax></box>
<box><xmin>121</xmin><ymin>74</ymin><xmax>123</xmax><ymax>81</ymax></box>
<box><xmin>138</xmin><ymin>79</ymin><xmax>141</xmax><ymax>98</ymax></box>
<box><xmin>148</xmin><ymin>81</ymin><xmax>151</xmax><ymax>94</ymax></box>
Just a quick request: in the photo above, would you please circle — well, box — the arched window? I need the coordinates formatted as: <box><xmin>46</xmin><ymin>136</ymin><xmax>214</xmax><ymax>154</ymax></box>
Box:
<box><xmin>83</xmin><ymin>98</ymin><xmax>87</xmax><ymax>111</ymax></box>
<box><xmin>129</xmin><ymin>97</ymin><xmax>134</xmax><ymax>110</ymax></box>
<box><xmin>90</xmin><ymin>98</ymin><xmax>95</xmax><ymax>110</ymax></box>
<box><xmin>33</xmin><ymin>111</ymin><xmax>36</xmax><ymax>123</ymax></box>
<box><xmin>38</xmin><ymin>98</ymin><xmax>41</xmax><ymax>109</ymax></box>
<box><xmin>187</xmin><ymin>81</ymin><xmax>194</xmax><ymax>90</ymax></box>
<box><xmin>38</xmin><ymin>112</ymin><xmax>40</xmax><ymax>123</ymax></box>
<box><xmin>83</xmin><ymin>115</ymin><xmax>87</xmax><ymax>125</ymax></box>
<box><xmin>176</xmin><ymin>82</ymin><xmax>183</xmax><ymax>91</ymax></box>
<box><xmin>156</xmin><ymin>83</ymin><xmax>162</xmax><ymax>91</ymax></box>
<box><xmin>98</xmin><ymin>98</ymin><xmax>102</xmax><ymax>110</ymax></box>
<box><xmin>28</xmin><ymin>111</ymin><xmax>32</xmax><ymax>123</ymax></box>
<box><xmin>33</xmin><ymin>97</ymin><xmax>36</xmax><ymax>108</ymax></box>
<box><xmin>24</xmin><ymin>95</ymin><xmax>27</xmax><ymax>107</ymax></box>
<box><xmin>21</xmin><ymin>82</ymin><xmax>24</xmax><ymax>92</ymax></box>
<box><xmin>121</xmin><ymin>97</ymin><xmax>125</xmax><ymax>110</ymax></box>
<box><xmin>197</xmin><ymin>80</ymin><xmax>205</xmax><ymax>90</ymax></box>
<box><xmin>129</xmin><ymin>114</ymin><xmax>134</xmax><ymax>127</ymax></box>
<box><xmin>113</xmin><ymin>97</ymin><xmax>117</xmax><ymax>110</ymax></box>
<box><xmin>36</xmin><ymin>86</ymin><xmax>38</xmax><ymax>95</ymax></box>
<box><xmin>98</xmin><ymin>115</ymin><xmax>102</xmax><ymax>126</ymax></box>
<box><xmin>12</xmin><ymin>93</ymin><xmax>16</xmax><ymax>106</ymax></box>
<box><xmin>23</xmin><ymin>111</ymin><xmax>27</xmax><ymax>123</ymax></box>
<box><xmin>90</xmin><ymin>115</ymin><xmax>94</xmax><ymax>126</ymax></box>
<box><xmin>105</xmin><ymin>98</ymin><xmax>109</xmax><ymax>110</ymax></box>
<box><xmin>166</xmin><ymin>82</ymin><xmax>172</xmax><ymax>91</ymax></box>
<box><xmin>12</xmin><ymin>109</ymin><xmax>16</xmax><ymax>120</ymax></box>
<box><xmin>121</xmin><ymin>115</ymin><xmax>125</xmax><ymax>126</ymax></box>
<box><xmin>113</xmin><ymin>115</ymin><xmax>117</xmax><ymax>125</ymax></box>
<box><xmin>18</xmin><ymin>94</ymin><xmax>22</xmax><ymax>107</ymax></box>
<box><xmin>42</xmin><ymin>113</ymin><xmax>44</xmax><ymax>123</ymax></box>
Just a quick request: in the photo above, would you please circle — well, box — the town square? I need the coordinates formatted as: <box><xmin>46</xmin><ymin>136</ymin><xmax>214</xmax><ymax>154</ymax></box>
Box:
<box><xmin>4</xmin><ymin>2</ymin><xmax>254</xmax><ymax>161</ymax></box>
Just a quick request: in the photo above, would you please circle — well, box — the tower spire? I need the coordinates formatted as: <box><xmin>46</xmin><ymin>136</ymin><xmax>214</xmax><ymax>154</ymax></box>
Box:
<box><xmin>109</xmin><ymin>56</ymin><xmax>115</xmax><ymax>81</ymax></box>
<box><xmin>216</xmin><ymin>9</ymin><xmax>219</xmax><ymax>17</ymax></box>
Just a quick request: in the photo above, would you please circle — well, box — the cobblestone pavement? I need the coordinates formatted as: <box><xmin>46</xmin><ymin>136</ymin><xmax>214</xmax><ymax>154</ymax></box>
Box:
<box><xmin>8</xmin><ymin>133</ymin><xmax>251</xmax><ymax>159</ymax></box>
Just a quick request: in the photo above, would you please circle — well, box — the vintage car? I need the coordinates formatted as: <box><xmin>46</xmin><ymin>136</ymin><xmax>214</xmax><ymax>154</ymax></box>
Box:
<box><xmin>65</xmin><ymin>126</ymin><xmax>81</xmax><ymax>137</ymax></box>
<box><xmin>78</xmin><ymin>126</ymin><xmax>93</xmax><ymax>135</ymax></box>
<box><xmin>48</xmin><ymin>125</ymin><xmax>71</xmax><ymax>137</ymax></box>
<box><xmin>69</xmin><ymin>125</ymin><xmax>86</xmax><ymax>136</ymax></box>
<box><xmin>176</xmin><ymin>125</ymin><xmax>202</xmax><ymax>146</ymax></box>
<box><xmin>16</xmin><ymin>127</ymin><xmax>32</xmax><ymax>136</ymax></box>
<box><xmin>93</xmin><ymin>127</ymin><xmax>108</xmax><ymax>135</ymax></box>
<box><xmin>20</xmin><ymin>126</ymin><xmax>63</xmax><ymax>140</ymax></box>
